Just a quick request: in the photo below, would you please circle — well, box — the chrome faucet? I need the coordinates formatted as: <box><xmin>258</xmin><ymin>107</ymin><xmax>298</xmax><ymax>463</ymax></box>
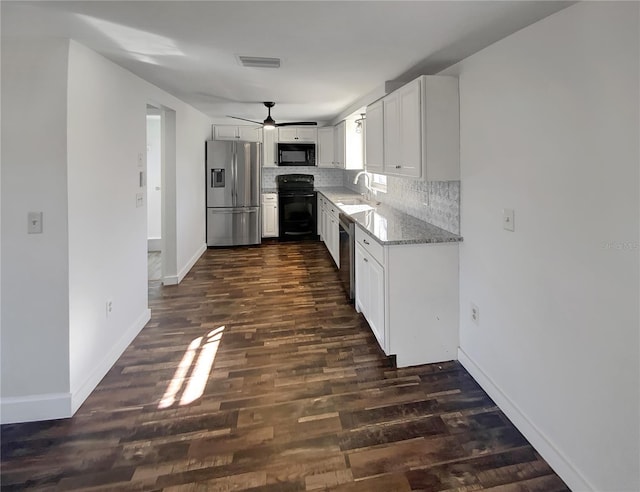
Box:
<box><xmin>353</xmin><ymin>171</ymin><xmax>372</xmax><ymax>201</ymax></box>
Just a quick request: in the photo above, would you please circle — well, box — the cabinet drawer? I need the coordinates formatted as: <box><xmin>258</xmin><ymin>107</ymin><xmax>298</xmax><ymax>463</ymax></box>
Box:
<box><xmin>262</xmin><ymin>193</ymin><xmax>277</xmax><ymax>203</ymax></box>
<box><xmin>355</xmin><ymin>227</ymin><xmax>384</xmax><ymax>265</ymax></box>
<box><xmin>326</xmin><ymin>201</ymin><xmax>339</xmax><ymax>218</ymax></box>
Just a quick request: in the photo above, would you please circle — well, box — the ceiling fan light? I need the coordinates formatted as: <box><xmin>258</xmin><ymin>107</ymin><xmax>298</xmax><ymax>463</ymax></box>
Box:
<box><xmin>263</xmin><ymin>116</ymin><xmax>276</xmax><ymax>129</ymax></box>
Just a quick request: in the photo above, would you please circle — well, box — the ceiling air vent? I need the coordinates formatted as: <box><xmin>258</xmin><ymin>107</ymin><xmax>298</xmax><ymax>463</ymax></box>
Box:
<box><xmin>237</xmin><ymin>56</ymin><xmax>281</xmax><ymax>69</ymax></box>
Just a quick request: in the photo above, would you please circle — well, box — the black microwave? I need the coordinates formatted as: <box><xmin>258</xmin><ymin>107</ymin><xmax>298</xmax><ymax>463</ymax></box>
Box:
<box><xmin>277</xmin><ymin>143</ymin><xmax>316</xmax><ymax>166</ymax></box>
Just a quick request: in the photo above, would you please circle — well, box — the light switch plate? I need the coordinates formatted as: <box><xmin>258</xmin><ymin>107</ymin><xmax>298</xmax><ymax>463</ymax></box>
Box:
<box><xmin>28</xmin><ymin>211</ymin><xmax>43</xmax><ymax>234</ymax></box>
<box><xmin>503</xmin><ymin>208</ymin><xmax>515</xmax><ymax>232</ymax></box>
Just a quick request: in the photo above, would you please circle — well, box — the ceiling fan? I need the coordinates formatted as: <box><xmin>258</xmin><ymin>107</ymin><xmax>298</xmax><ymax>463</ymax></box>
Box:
<box><xmin>227</xmin><ymin>102</ymin><xmax>317</xmax><ymax>129</ymax></box>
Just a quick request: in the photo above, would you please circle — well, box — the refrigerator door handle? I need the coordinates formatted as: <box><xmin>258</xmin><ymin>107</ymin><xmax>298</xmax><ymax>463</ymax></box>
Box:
<box><xmin>231</xmin><ymin>145</ymin><xmax>237</xmax><ymax>207</ymax></box>
<box><xmin>213</xmin><ymin>208</ymin><xmax>251</xmax><ymax>214</ymax></box>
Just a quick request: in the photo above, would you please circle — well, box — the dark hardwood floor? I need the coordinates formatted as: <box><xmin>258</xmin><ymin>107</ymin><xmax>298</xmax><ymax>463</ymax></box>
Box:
<box><xmin>1</xmin><ymin>241</ymin><xmax>570</xmax><ymax>491</ymax></box>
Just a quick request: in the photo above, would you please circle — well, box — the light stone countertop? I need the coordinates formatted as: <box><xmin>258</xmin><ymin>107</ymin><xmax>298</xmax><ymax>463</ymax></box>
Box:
<box><xmin>316</xmin><ymin>187</ymin><xmax>463</xmax><ymax>246</ymax></box>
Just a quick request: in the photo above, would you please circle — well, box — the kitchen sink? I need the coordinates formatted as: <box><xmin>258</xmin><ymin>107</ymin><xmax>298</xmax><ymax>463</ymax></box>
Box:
<box><xmin>335</xmin><ymin>197</ymin><xmax>379</xmax><ymax>215</ymax></box>
<box><xmin>338</xmin><ymin>204</ymin><xmax>374</xmax><ymax>214</ymax></box>
<box><xmin>335</xmin><ymin>198</ymin><xmax>367</xmax><ymax>206</ymax></box>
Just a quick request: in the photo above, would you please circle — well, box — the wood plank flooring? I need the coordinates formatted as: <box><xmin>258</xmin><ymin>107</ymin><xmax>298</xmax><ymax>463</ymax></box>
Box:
<box><xmin>1</xmin><ymin>241</ymin><xmax>570</xmax><ymax>491</ymax></box>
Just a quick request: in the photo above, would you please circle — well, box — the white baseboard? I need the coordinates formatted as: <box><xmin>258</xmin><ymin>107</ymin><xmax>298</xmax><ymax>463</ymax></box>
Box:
<box><xmin>458</xmin><ymin>348</ymin><xmax>594</xmax><ymax>492</ymax></box>
<box><xmin>162</xmin><ymin>243</ymin><xmax>206</xmax><ymax>286</ymax></box>
<box><xmin>162</xmin><ymin>275</ymin><xmax>178</xmax><ymax>285</ymax></box>
<box><xmin>147</xmin><ymin>238</ymin><xmax>162</xmax><ymax>252</ymax></box>
<box><xmin>70</xmin><ymin>309</ymin><xmax>151</xmax><ymax>414</ymax></box>
<box><xmin>1</xmin><ymin>392</ymin><xmax>72</xmax><ymax>424</ymax></box>
<box><xmin>1</xmin><ymin>309</ymin><xmax>151</xmax><ymax>424</ymax></box>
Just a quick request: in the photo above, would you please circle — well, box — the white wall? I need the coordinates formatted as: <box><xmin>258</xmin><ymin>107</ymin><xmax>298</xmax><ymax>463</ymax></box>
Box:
<box><xmin>444</xmin><ymin>3</ymin><xmax>639</xmax><ymax>491</ymax></box>
<box><xmin>1</xmin><ymin>38</ymin><xmax>212</xmax><ymax>422</ymax></box>
<box><xmin>66</xmin><ymin>40</ymin><xmax>152</xmax><ymax>408</ymax></box>
<box><xmin>1</xmin><ymin>39</ymin><xmax>72</xmax><ymax>421</ymax></box>
<box><xmin>174</xmin><ymin>107</ymin><xmax>210</xmax><ymax>282</ymax></box>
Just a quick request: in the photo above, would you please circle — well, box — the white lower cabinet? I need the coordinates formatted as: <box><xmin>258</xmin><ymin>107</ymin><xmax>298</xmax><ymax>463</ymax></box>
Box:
<box><xmin>326</xmin><ymin>203</ymin><xmax>340</xmax><ymax>267</ymax></box>
<box><xmin>261</xmin><ymin>193</ymin><xmax>278</xmax><ymax>237</ymax></box>
<box><xmin>316</xmin><ymin>193</ymin><xmax>326</xmax><ymax>242</ymax></box>
<box><xmin>318</xmin><ymin>194</ymin><xmax>339</xmax><ymax>267</ymax></box>
<box><xmin>355</xmin><ymin>241</ymin><xmax>385</xmax><ymax>348</ymax></box>
<box><xmin>354</xmin><ymin>227</ymin><xmax>459</xmax><ymax>367</ymax></box>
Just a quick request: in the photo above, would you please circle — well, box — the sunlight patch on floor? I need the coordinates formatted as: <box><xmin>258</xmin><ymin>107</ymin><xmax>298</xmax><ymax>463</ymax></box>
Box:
<box><xmin>158</xmin><ymin>326</ymin><xmax>225</xmax><ymax>409</ymax></box>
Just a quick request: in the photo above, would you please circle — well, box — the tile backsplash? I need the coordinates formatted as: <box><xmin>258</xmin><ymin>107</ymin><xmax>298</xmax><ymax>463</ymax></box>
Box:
<box><xmin>344</xmin><ymin>171</ymin><xmax>460</xmax><ymax>235</ymax></box>
<box><xmin>262</xmin><ymin>167</ymin><xmax>344</xmax><ymax>189</ymax></box>
<box><xmin>262</xmin><ymin>167</ymin><xmax>460</xmax><ymax>235</ymax></box>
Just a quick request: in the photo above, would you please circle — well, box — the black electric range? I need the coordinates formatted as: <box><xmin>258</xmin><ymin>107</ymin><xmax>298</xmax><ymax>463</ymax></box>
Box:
<box><xmin>276</xmin><ymin>174</ymin><xmax>317</xmax><ymax>241</ymax></box>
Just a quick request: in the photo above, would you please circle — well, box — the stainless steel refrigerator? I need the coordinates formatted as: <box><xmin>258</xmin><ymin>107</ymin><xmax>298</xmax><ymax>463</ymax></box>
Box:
<box><xmin>206</xmin><ymin>140</ymin><xmax>261</xmax><ymax>246</ymax></box>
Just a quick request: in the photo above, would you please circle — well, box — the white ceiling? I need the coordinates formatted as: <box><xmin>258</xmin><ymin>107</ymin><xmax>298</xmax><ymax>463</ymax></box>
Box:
<box><xmin>2</xmin><ymin>1</ymin><xmax>572</xmax><ymax>125</ymax></box>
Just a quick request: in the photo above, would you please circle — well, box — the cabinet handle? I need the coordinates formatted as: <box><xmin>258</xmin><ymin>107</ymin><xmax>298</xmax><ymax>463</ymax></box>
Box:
<box><xmin>395</xmin><ymin>165</ymin><xmax>401</xmax><ymax>169</ymax></box>
<box><xmin>363</xmin><ymin>239</ymin><xmax>370</xmax><ymax>245</ymax></box>
<box><xmin>364</xmin><ymin>257</ymin><xmax>369</xmax><ymax>262</ymax></box>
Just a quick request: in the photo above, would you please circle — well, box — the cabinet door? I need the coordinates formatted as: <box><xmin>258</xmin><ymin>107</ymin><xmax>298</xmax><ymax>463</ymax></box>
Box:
<box><xmin>326</xmin><ymin>205</ymin><xmax>340</xmax><ymax>267</ymax></box>
<box><xmin>330</xmin><ymin>214</ymin><xmax>340</xmax><ymax>266</ymax></box>
<box><xmin>262</xmin><ymin>129</ymin><xmax>277</xmax><ymax>167</ymax></box>
<box><xmin>397</xmin><ymin>79</ymin><xmax>422</xmax><ymax>178</ymax></box>
<box><xmin>296</xmin><ymin>127</ymin><xmax>317</xmax><ymax>143</ymax></box>
<box><xmin>261</xmin><ymin>194</ymin><xmax>278</xmax><ymax>237</ymax></box>
<box><xmin>238</xmin><ymin>126</ymin><xmax>262</xmax><ymax>142</ymax></box>
<box><xmin>317</xmin><ymin>128</ymin><xmax>335</xmax><ymax>167</ymax></box>
<box><xmin>262</xmin><ymin>203</ymin><xmax>277</xmax><ymax>237</ymax></box>
<box><xmin>365</xmin><ymin>100</ymin><xmax>384</xmax><ymax>173</ymax></box>
<box><xmin>322</xmin><ymin>202</ymin><xmax>329</xmax><ymax>245</ymax></box>
<box><xmin>333</xmin><ymin>122</ymin><xmax>345</xmax><ymax>168</ymax></box>
<box><xmin>355</xmin><ymin>243</ymin><xmax>368</xmax><ymax>314</ymax></box>
<box><xmin>214</xmin><ymin>126</ymin><xmax>239</xmax><ymax>140</ymax></box>
<box><xmin>367</xmin><ymin>254</ymin><xmax>386</xmax><ymax>349</ymax></box>
<box><xmin>277</xmin><ymin>128</ymin><xmax>296</xmax><ymax>142</ymax></box>
<box><xmin>382</xmin><ymin>94</ymin><xmax>400</xmax><ymax>172</ymax></box>
<box><xmin>355</xmin><ymin>243</ymin><xmax>385</xmax><ymax>350</ymax></box>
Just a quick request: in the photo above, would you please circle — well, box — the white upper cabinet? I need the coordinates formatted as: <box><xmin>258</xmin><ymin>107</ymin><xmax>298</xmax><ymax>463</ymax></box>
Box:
<box><xmin>365</xmin><ymin>99</ymin><xmax>384</xmax><ymax>174</ymax></box>
<box><xmin>277</xmin><ymin>127</ymin><xmax>317</xmax><ymax>143</ymax></box>
<box><xmin>333</xmin><ymin>121</ymin><xmax>346</xmax><ymax>168</ymax></box>
<box><xmin>333</xmin><ymin>119</ymin><xmax>363</xmax><ymax>170</ymax></box>
<box><xmin>214</xmin><ymin>125</ymin><xmax>262</xmax><ymax>142</ymax></box>
<box><xmin>367</xmin><ymin>75</ymin><xmax>459</xmax><ymax>181</ymax></box>
<box><xmin>383</xmin><ymin>78</ymin><xmax>422</xmax><ymax>178</ymax></box>
<box><xmin>317</xmin><ymin>127</ymin><xmax>335</xmax><ymax>168</ymax></box>
<box><xmin>262</xmin><ymin>129</ymin><xmax>277</xmax><ymax>167</ymax></box>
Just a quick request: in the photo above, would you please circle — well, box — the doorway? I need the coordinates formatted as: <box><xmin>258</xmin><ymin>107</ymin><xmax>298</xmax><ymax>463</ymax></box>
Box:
<box><xmin>146</xmin><ymin>106</ymin><xmax>163</xmax><ymax>282</ymax></box>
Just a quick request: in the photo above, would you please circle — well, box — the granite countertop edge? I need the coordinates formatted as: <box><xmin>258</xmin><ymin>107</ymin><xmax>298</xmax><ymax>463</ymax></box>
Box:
<box><xmin>315</xmin><ymin>187</ymin><xmax>463</xmax><ymax>246</ymax></box>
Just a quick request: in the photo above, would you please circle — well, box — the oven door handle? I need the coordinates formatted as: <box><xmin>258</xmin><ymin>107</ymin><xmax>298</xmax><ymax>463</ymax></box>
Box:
<box><xmin>279</xmin><ymin>192</ymin><xmax>315</xmax><ymax>198</ymax></box>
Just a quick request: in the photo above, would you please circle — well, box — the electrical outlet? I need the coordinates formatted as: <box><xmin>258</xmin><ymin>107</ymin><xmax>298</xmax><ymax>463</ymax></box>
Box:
<box><xmin>106</xmin><ymin>300</ymin><xmax>113</xmax><ymax>318</ymax></box>
<box><xmin>471</xmin><ymin>303</ymin><xmax>480</xmax><ymax>325</ymax></box>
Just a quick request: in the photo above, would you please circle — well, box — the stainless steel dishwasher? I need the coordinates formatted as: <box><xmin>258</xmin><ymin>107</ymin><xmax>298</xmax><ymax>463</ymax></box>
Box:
<box><xmin>338</xmin><ymin>212</ymin><xmax>355</xmax><ymax>301</ymax></box>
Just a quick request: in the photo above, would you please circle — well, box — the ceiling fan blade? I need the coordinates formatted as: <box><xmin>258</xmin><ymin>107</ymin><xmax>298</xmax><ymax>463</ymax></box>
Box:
<box><xmin>227</xmin><ymin>115</ymin><xmax>263</xmax><ymax>125</ymax></box>
<box><xmin>276</xmin><ymin>121</ymin><xmax>318</xmax><ymax>127</ymax></box>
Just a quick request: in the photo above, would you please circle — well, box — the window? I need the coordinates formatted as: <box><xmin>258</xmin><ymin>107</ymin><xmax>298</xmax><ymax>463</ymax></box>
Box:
<box><xmin>370</xmin><ymin>173</ymin><xmax>387</xmax><ymax>193</ymax></box>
